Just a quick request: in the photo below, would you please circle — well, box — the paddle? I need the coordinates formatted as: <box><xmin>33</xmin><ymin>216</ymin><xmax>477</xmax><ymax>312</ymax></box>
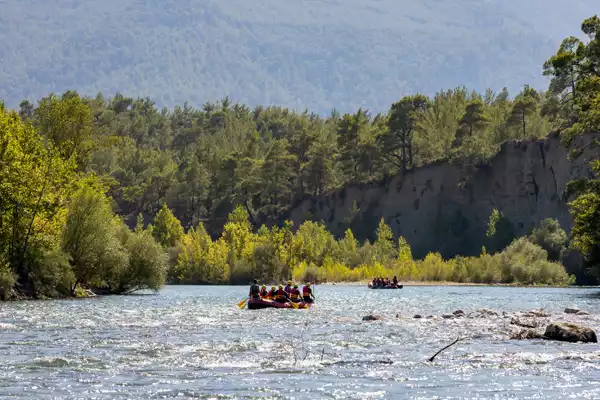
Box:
<box><xmin>237</xmin><ymin>298</ymin><xmax>248</xmax><ymax>309</ymax></box>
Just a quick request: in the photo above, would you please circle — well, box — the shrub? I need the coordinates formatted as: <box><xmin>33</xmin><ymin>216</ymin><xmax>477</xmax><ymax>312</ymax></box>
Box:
<box><xmin>0</xmin><ymin>261</ymin><xmax>16</xmax><ymax>300</ymax></box>
<box><xmin>112</xmin><ymin>229</ymin><xmax>167</xmax><ymax>293</ymax></box>
<box><xmin>528</xmin><ymin>218</ymin><xmax>568</xmax><ymax>261</ymax></box>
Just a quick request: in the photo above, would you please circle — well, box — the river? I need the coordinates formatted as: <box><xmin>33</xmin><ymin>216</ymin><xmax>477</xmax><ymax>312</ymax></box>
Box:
<box><xmin>0</xmin><ymin>285</ymin><xmax>598</xmax><ymax>399</ymax></box>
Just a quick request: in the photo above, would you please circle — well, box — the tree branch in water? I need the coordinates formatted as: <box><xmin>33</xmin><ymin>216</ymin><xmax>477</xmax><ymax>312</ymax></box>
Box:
<box><xmin>427</xmin><ymin>336</ymin><xmax>461</xmax><ymax>362</ymax></box>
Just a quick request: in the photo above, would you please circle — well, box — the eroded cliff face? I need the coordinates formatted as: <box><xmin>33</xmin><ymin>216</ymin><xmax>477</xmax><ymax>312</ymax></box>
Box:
<box><xmin>282</xmin><ymin>134</ymin><xmax>595</xmax><ymax>259</ymax></box>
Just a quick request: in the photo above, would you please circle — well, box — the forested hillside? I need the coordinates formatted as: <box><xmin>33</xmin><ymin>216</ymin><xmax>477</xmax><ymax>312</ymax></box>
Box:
<box><xmin>1</xmin><ymin>14</ymin><xmax>599</xmax><ymax>297</ymax></box>
<box><xmin>16</xmin><ymin>84</ymin><xmax>554</xmax><ymax>237</ymax></box>
<box><xmin>0</xmin><ymin>0</ymin><xmax>598</xmax><ymax>113</ymax></box>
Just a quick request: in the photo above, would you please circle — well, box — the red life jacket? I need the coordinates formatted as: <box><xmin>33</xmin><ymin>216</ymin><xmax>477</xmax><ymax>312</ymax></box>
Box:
<box><xmin>302</xmin><ymin>286</ymin><xmax>311</xmax><ymax>296</ymax></box>
<box><xmin>275</xmin><ymin>289</ymin><xmax>287</xmax><ymax>300</ymax></box>
<box><xmin>290</xmin><ymin>288</ymin><xmax>301</xmax><ymax>299</ymax></box>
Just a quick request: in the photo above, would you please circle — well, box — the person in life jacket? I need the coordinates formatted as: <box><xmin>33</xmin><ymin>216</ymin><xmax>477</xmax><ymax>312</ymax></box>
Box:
<box><xmin>249</xmin><ymin>279</ymin><xmax>260</xmax><ymax>300</ymax></box>
<box><xmin>267</xmin><ymin>286</ymin><xmax>276</xmax><ymax>299</ymax></box>
<box><xmin>284</xmin><ymin>280</ymin><xmax>292</xmax><ymax>294</ymax></box>
<box><xmin>259</xmin><ymin>284</ymin><xmax>268</xmax><ymax>298</ymax></box>
<box><xmin>275</xmin><ymin>284</ymin><xmax>290</xmax><ymax>303</ymax></box>
<box><xmin>302</xmin><ymin>283</ymin><xmax>314</xmax><ymax>303</ymax></box>
<box><xmin>289</xmin><ymin>284</ymin><xmax>302</xmax><ymax>302</ymax></box>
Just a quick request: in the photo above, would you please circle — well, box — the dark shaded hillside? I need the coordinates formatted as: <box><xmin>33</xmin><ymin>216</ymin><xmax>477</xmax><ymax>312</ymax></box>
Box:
<box><xmin>0</xmin><ymin>0</ymin><xmax>597</xmax><ymax>113</ymax></box>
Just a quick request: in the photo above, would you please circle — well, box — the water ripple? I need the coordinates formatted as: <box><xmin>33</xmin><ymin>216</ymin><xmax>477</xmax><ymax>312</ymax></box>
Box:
<box><xmin>0</xmin><ymin>285</ymin><xmax>598</xmax><ymax>399</ymax></box>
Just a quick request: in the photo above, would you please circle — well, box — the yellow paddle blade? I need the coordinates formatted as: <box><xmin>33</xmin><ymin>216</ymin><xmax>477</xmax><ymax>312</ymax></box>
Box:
<box><xmin>237</xmin><ymin>299</ymin><xmax>248</xmax><ymax>308</ymax></box>
<box><xmin>291</xmin><ymin>302</ymin><xmax>299</xmax><ymax>309</ymax></box>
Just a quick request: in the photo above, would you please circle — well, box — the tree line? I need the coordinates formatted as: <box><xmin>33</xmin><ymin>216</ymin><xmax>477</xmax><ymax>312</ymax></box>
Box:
<box><xmin>16</xmin><ymin>83</ymin><xmax>554</xmax><ymax>237</ymax></box>
<box><xmin>156</xmin><ymin>202</ymin><xmax>575</xmax><ymax>286</ymax></box>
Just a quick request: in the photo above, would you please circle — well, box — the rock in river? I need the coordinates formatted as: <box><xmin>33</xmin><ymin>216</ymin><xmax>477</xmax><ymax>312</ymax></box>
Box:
<box><xmin>564</xmin><ymin>308</ymin><xmax>580</xmax><ymax>314</ymax></box>
<box><xmin>544</xmin><ymin>323</ymin><xmax>597</xmax><ymax>343</ymax></box>
<box><xmin>362</xmin><ymin>315</ymin><xmax>383</xmax><ymax>321</ymax></box>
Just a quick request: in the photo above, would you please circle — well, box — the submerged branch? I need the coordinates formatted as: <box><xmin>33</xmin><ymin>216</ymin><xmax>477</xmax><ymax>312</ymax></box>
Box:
<box><xmin>427</xmin><ymin>336</ymin><xmax>461</xmax><ymax>362</ymax></box>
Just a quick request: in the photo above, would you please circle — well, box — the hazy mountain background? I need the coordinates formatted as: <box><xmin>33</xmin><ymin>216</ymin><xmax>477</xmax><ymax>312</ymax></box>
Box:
<box><xmin>0</xmin><ymin>0</ymin><xmax>597</xmax><ymax>114</ymax></box>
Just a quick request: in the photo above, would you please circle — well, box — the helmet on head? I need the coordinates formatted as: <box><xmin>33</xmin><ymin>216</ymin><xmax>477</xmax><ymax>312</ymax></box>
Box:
<box><xmin>287</xmin><ymin>280</ymin><xmax>292</xmax><ymax>285</ymax></box>
<box><xmin>262</xmin><ymin>284</ymin><xmax>266</xmax><ymax>288</ymax></box>
<box><xmin>294</xmin><ymin>284</ymin><xmax>298</xmax><ymax>288</ymax></box>
<box><xmin>279</xmin><ymin>285</ymin><xmax>283</xmax><ymax>289</ymax></box>
<box><xmin>271</xmin><ymin>286</ymin><xmax>276</xmax><ymax>290</ymax></box>
<box><xmin>306</xmin><ymin>283</ymin><xmax>311</xmax><ymax>287</ymax></box>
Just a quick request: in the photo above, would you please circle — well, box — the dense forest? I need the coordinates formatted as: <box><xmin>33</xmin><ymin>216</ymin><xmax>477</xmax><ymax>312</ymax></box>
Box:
<box><xmin>1</xmin><ymin>15</ymin><xmax>599</xmax><ymax>298</ymax></box>
<box><xmin>1</xmin><ymin>0</ymin><xmax>598</xmax><ymax>113</ymax></box>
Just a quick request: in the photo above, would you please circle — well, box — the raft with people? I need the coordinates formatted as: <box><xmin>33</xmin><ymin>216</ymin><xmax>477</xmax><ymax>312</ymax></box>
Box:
<box><xmin>238</xmin><ymin>280</ymin><xmax>316</xmax><ymax>310</ymax></box>
<box><xmin>247</xmin><ymin>298</ymin><xmax>313</xmax><ymax>309</ymax></box>
<box><xmin>368</xmin><ymin>276</ymin><xmax>403</xmax><ymax>289</ymax></box>
<box><xmin>368</xmin><ymin>284</ymin><xmax>403</xmax><ymax>289</ymax></box>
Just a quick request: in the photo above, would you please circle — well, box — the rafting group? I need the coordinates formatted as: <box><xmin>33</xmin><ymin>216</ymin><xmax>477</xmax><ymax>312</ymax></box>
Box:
<box><xmin>239</xmin><ymin>280</ymin><xmax>316</xmax><ymax>309</ymax></box>
<box><xmin>368</xmin><ymin>276</ymin><xmax>403</xmax><ymax>289</ymax></box>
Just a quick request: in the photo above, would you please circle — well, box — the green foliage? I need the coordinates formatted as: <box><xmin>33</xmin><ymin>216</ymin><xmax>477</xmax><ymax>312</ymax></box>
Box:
<box><xmin>115</xmin><ymin>227</ymin><xmax>168</xmax><ymax>293</ymax></box>
<box><xmin>152</xmin><ymin>203</ymin><xmax>184</xmax><ymax>248</ymax></box>
<box><xmin>528</xmin><ymin>218</ymin><xmax>568</xmax><ymax>261</ymax></box>
<box><xmin>544</xmin><ymin>16</ymin><xmax>600</xmax><ymax>279</ymax></box>
<box><xmin>0</xmin><ymin>261</ymin><xmax>17</xmax><ymax>300</ymax></box>
<box><xmin>62</xmin><ymin>188</ymin><xmax>129</xmax><ymax>292</ymax></box>
<box><xmin>373</xmin><ymin>218</ymin><xmax>397</xmax><ymax>262</ymax></box>
<box><xmin>0</xmin><ymin>94</ymin><xmax>168</xmax><ymax>299</ymax></box>
<box><xmin>380</xmin><ymin>95</ymin><xmax>428</xmax><ymax>171</ymax></box>
<box><xmin>569</xmin><ymin>161</ymin><xmax>600</xmax><ymax>277</ymax></box>
<box><xmin>496</xmin><ymin>238</ymin><xmax>575</xmax><ymax>285</ymax></box>
<box><xmin>486</xmin><ymin>209</ymin><xmax>503</xmax><ymax>237</ymax></box>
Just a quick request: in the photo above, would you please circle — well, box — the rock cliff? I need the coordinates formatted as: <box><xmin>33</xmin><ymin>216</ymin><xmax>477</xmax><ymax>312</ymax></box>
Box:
<box><xmin>280</xmin><ymin>133</ymin><xmax>596</xmax><ymax>259</ymax></box>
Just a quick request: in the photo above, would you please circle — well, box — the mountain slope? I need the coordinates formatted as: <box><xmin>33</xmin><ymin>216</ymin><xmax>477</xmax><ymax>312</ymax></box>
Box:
<box><xmin>0</xmin><ymin>0</ymin><xmax>597</xmax><ymax>113</ymax></box>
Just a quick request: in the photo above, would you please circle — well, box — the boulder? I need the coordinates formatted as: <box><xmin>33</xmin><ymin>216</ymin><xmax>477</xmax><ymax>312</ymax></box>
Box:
<box><xmin>475</xmin><ymin>308</ymin><xmax>499</xmax><ymax>317</ymax></box>
<box><xmin>453</xmin><ymin>310</ymin><xmax>465</xmax><ymax>316</ymax></box>
<box><xmin>564</xmin><ymin>308</ymin><xmax>580</xmax><ymax>314</ymax></box>
<box><xmin>362</xmin><ymin>315</ymin><xmax>383</xmax><ymax>321</ymax></box>
<box><xmin>526</xmin><ymin>309</ymin><xmax>550</xmax><ymax>318</ymax></box>
<box><xmin>441</xmin><ymin>314</ymin><xmax>454</xmax><ymax>319</ymax></box>
<box><xmin>576</xmin><ymin>311</ymin><xmax>590</xmax><ymax>316</ymax></box>
<box><xmin>544</xmin><ymin>323</ymin><xmax>597</xmax><ymax>343</ymax></box>
<box><xmin>413</xmin><ymin>314</ymin><xmax>422</xmax><ymax>319</ymax></box>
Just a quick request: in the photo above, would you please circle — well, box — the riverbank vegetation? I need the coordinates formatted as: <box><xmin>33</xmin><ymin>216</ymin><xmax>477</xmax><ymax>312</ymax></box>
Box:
<box><xmin>0</xmin><ymin>100</ymin><xmax>166</xmax><ymax>300</ymax></box>
<box><xmin>1</xmin><ymin>15</ymin><xmax>599</xmax><ymax>297</ymax></box>
<box><xmin>166</xmin><ymin>204</ymin><xmax>574</xmax><ymax>286</ymax></box>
